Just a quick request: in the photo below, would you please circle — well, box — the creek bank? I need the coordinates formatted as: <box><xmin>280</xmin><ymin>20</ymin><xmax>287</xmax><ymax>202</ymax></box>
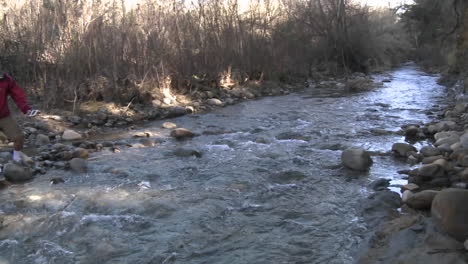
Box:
<box><xmin>359</xmin><ymin>85</ymin><xmax>468</xmax><ymax>262</ymax></box>
<box><xmin>0</xmin><ymin>74</ymin><xmax>381</xmax><ymax>184</ymax></box>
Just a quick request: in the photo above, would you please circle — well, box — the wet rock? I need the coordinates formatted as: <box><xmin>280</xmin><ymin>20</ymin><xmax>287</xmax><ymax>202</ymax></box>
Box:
<box><xmin>407</xmin><ymin>155</ymin><xmax>419</xmax><ymax>165</ymax></box>
<box><xmin>166</xmin><ymin>106</ymin><xmax>187</xmax><ymax>117</ymax></box>
<box><xmin>72</xmin><ymin>148</ymin><xmax>89</xmax><ymax>159</ymax></box>
<box><xmin>405</xmin><ymin>190</ymin><xmax>439</xmax><ymax>210</ymax></box>
<box><xmin>420</xmin><ymin>146</ymin><xmax>440</xmax><ymax>157</ymax></box>
<box><xmin>170</xmin><ymin>128</ymin><xmax>195</xmax><ymax>139</ymax></box>
<box><xmin>162</xmin><ymin>122</ymin><xmax>177</xmax><ymax>129</ymax></box>
<box><xmin>69</xmin><ymin>158</ymin><xmax>87</xmax><ymax>173</ymax></box>
<box><xmin>35</xmin><ymin>134</ymin><xmax>50</xmax><ymax>146</ymax></box>
<box><xmin>62</xmin><ymin>129</ymin><xmax>82</xmax><ymax>141</ymax></box>
<box><xmin>404</xmin><ymin>125</ymin><xmax>420</xmax><ymax>137</ymax></box>
<box><xmin>207</xmin><ymin>98</ymin><xmax>223</xmax><ymax>106</ymax></box>
<box><xmin>173</xmin><ymin>148</ymin><xmax>202</xmax><ymax>158</ymax></box>
<box><xmin>4</xmin><ymin>163</ymin><xmax>33</xmax><ymax>182</ymax></box>
<box><xmin>369</xmin><ymin>178</ymin><xmax>390</xmax><ymax>191</ymax></box>
<box><xmin>418</xmin><ymin>163</ymin><xmax>445</xmax><ymax>178</ymax></box>
<box><xmin>341</xmin><ymin>148</ymin><xmax>373</xmax><ymax>171</ymax></box>
<box><xmin>432</xmin><ymin>188</ymin><xmax>468</xmax><ymax>242</ymax></box>
<box><xmin>402</xmin><ymin>190</ymin><xmax>414</xmax><ymax>203</ymax></box>
<box><xmin>50</xmin><ymin>177</ymin><xmax>65</xmax><ymax>184</ymax></box>
<box><xmin>392</xmin><ymin>143</ymin><xmax>417</xmax><ymax>157</ymax></box>
<box><xmin>402</xmin><ymin>183</ymin><xmax>420</xmax><ymax>192</ymax></box>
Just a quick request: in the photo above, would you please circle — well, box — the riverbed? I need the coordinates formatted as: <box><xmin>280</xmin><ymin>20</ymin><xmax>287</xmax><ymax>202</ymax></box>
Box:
<box><xmin>0</xmin><ymin>64</ymin><xmax>447</xmax><ymax>263</ymax></box>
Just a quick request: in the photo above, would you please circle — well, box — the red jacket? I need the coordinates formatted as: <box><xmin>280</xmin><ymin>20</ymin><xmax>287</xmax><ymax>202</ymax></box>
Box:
<box><xmin>0</xmin><ymin>74</ymin><xmax>31</xmax><ymax>118</ymax></box>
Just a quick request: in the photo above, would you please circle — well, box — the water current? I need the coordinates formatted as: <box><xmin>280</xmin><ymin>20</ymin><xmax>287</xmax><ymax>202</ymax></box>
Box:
<box><xmin>0</xmin><ymin>64</ymin><xmax>447</xmax><ymax>263</ymax></box>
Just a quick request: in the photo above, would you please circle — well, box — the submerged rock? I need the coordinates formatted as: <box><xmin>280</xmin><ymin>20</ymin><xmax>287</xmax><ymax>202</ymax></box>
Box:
<box><xmin>170</xmin><ymin>128</ymin><xmax>195</xmax><ymax>139</ymax></box>
<box><xmin>341</xmin><ymin>148</ymin><xmax>373</xmax><ymax>171</ymax></box>
<box><xmin>69</xmin><ymin>158</ymin><xmax>88</xmax><ymax>173</ymax></box>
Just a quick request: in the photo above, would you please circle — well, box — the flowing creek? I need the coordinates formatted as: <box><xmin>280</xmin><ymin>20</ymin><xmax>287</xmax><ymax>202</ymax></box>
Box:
<box><xmin>0</xmin><ymin>64</ymin><xmax>447</xmax><ymax>263</ymax></box>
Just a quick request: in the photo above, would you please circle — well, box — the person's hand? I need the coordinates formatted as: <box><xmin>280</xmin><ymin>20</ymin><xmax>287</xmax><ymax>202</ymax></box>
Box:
<box><xmin>26</xmin><ymin>109</ymin><xmax>40</xmax><ymax>117</ymax></box>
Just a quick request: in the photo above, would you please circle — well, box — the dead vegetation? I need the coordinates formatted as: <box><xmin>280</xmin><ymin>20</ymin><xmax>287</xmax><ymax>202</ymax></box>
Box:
<box><xmin>0</xmin><ymin>0</ymin><xmax>410</xmax><ymax>109</ymax></box>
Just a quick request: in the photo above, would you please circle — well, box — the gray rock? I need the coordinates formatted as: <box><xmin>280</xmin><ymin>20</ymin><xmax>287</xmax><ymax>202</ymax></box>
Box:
<box><xmin>465</xmin><ymin>240</ymin><xmax>468</xmax><ymax>251</ymax></box>
<box><xmin>166</xmin><ymin>106</ymin><xmax>187</xmax><ymax>117</ymax></box>
<box><xmin>418</xmin><ymin>163</ymin><xmax>445</xmax><ymax>178</ymax></box>
<box><xmin>402</xmin><ymin>190</ymin><xmax>414</xmax><ymax>203</ymax></box>
<box><xmin>369</xmin><ymin>178</ymin><xmax>390</xmax><ymax>191</ymax></box>
<box><xmin>173</xmin><ymin>148</ymin><xmax>202</xmax><ymax>158</ymax></box>
<box><xmin>404</xmin><ymin>125</ymin><xmax>420</xmax><ymax>137</ymax></box>
<box><xmin>432</xmin><ymin>188</ymin><xmax>468</xmax><ymax>241</ymax></box>
<box><xmin>170</xmin><ymin>128</ymin><xmax>195</xmax><ymax>139</ymax></box>
<box><xmin>341</xmin><ymin>148</ymin><xmax>373</xmax><ymax>171</ymax></box>
<box><xmin>405</xmin><ymin>190</ymin><xmax>439</xmax><ymax>210</ymax></box>
<box><xmin>62</xmin><ymin>129</ymin><xmax>82</xmax><ymax>141</ymax></box>
<box><xmin>435</xmin><ymin>135</ymin><xmax>460</xmax><ymax>147</ymax></box>
<box><xmin>207</xmin><ymin>98</ymin><xmax>223</xmax><ymax>106</ymax></box>
<box><xmin>434</xmin><ymin>131</ymin><xmax>460</xmax><ymax>141</ymax></box>
<box><xmin>392</xmin><ymin>143</ymin><xmax>417</xmax><ymax>157</ymax></box>
<box><xmin>420</xmin><ymin>146</ymin><xmax>440</xmax><ymax>157</ymax></box>
<box><xmin>35</xmin><ymin>134</ymin><xmax>50</xmax><ymax>146</ymax></box>
<box><xmin>422</xmin><ymin>155</ymin><xmax>445</xmax><ymax>164</ymax></box>
<box><xmin>402</xmin><ymin>183</ymin><xmax>419</xmax><ymax>192</ymax></box>
<box><xmin>428</xmin><ymin>121</ymin><xmax>457</xmax><ymax>134</ymax></box>
<box><xmin>4</xmin><ymin>163</ymin><xmax>33</xmax><ymax>182</ymax></box>
<box><xmin>460</xmin><ymin>133</ymin><xmax>468</xmax><ymax>150</ymax></box>
<box><xmin>162</xmin><ymin>122</ymin><xmax>177</xmax><ymax>129</ymax></box>
<box><xmin>69</xmin><ymin>158</ymin><xmax>87</xmax><ymax>173</ymax></box>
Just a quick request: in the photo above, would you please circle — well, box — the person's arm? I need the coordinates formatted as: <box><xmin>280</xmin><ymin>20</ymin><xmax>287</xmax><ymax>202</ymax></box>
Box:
<box><xmin>6</xmin><ymin>74</ymin><xmax>32</xmax><ymax>114</ymax></box>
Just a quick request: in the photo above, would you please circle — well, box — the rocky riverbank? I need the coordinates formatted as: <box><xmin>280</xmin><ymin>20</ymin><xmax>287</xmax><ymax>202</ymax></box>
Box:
<box><xmin>0</xmin><ymin>73</ymin><xmax>380</xmax><ymax>184</ymax></box>
<box><xmin>357</xmin><ymin>79</ymin><xmax>468</xmax><ymax>263</ymax></box>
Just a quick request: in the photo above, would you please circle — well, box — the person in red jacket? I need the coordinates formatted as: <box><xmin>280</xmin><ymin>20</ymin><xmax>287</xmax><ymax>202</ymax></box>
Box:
<box><xmin>0</xmin><ymin>73</ymin><xmax>39</xmax><ymax>165</ymax></box>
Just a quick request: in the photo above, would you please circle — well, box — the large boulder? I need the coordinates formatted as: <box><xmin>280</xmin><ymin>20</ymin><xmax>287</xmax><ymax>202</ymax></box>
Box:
<box><xmin>170</xmin><ymin>128</ymin><xmax>195</xmax><ymax>139</ymax></box>
<box><xmin>392</xmin><ymin>143</ymin><xmax>417</xmax><ymax>157</ymax></box>
<box><xmin>341</xmin><ymin>148</ymin><xmax>373</xmax><ymax>171</ymax></box>
<box><xmin>62</xmin><ymin>129</ymin><xmax>82</xmax><ymax>141</ymax></box>
<box><xmin>405</xmin><ymin>190</ymin><xmax>439</xmax><ymax>210</ymax></box>
<box><xmin>3</xmin><ymin>163</ymin><xmax>33</xmax><ymax>182</ymax></box>
<box><xmin>432</xmin><ymin>188</ymin><xmax>468</xmax><ymax>242</ymax></box>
